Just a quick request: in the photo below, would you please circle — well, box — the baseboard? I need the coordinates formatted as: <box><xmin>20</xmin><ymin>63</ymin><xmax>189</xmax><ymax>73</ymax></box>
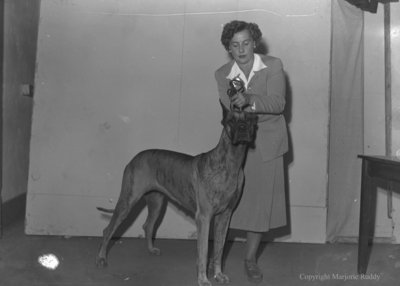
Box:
<box><xmin>2</xmin><ymin>193</ymin><xmax>26</xmax><ymax>227</ymax></box>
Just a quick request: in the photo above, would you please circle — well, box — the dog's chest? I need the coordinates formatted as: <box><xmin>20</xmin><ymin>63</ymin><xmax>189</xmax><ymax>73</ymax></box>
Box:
<box><xmin>199</xmin><ymin>166</ymin><xmax>242</xmax><ymax>210</ymax></box>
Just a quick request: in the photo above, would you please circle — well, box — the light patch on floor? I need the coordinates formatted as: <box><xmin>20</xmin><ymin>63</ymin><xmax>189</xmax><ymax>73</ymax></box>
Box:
<box><xmin>38</xmin><ymin>254</ymin><xmax>60</xmax><ymax>270</ymax></box>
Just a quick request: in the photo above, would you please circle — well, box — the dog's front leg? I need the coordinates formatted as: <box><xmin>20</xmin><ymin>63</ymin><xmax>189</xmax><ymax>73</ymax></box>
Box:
<box><xmin>212</xmin><ymin>209</ymin><xmax>232</xmax><ymax>284</ymax></box>
<box><xmin>196</xmin><ymin>211</ymin><xmax>212</xmax><ymax>286</ymax></box>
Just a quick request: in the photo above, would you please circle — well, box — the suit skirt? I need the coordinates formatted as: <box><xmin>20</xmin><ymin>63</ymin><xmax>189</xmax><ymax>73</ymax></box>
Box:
<box><xmin>229</xmin><ymin>147</ymin><xmax>287</xmax><ymax>232</ymax></box>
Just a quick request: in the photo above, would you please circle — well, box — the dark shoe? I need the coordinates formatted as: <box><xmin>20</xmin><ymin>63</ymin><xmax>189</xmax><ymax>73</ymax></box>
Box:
<box><xmin>244</xmin><ymin>260</ymin><xmax>263</xmax><ymax>283</ymax></box>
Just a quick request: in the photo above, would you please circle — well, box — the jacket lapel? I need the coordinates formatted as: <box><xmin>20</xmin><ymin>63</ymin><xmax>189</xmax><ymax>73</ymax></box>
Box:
<box><xmin>248</xmin><ymin>68</ymin><xmax>267</xmax><ymax>88</ymax></box>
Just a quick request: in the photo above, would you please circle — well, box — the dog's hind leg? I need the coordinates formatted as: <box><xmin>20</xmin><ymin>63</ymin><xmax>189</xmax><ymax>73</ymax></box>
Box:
<box><xmin>143</xmin><ymin>192</ymin><xmax>165</xmax><ymax>255</ymax></box>
<box><xmin>96</xmin><ymin>168</ymin><xmax>141</xmax><ymax>268</ymax></box>
<box><xmin>96</xmin><ymin>198</ymin><xmax>134</xmax><ymax>268</ymax></box>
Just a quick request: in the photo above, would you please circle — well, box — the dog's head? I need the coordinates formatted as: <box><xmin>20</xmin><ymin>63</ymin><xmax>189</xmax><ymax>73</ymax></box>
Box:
<box><xmin>220</xmin><ymin>100</ymin><xmax>258</xmax><ymax>145</ymax></box>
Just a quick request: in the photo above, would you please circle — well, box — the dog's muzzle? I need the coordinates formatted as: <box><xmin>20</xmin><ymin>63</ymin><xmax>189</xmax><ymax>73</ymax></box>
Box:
<box><xmin>231</xmin><ymin>120</ymin><xmax>254</xmax><ymax>145</ymax></box>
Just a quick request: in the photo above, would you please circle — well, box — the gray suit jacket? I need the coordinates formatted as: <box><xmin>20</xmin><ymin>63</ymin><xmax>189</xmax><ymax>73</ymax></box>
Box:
<box><xmin>215</xmin><ymin>54</ymin><xmax>288</xmax><ymax>161</ymax></box>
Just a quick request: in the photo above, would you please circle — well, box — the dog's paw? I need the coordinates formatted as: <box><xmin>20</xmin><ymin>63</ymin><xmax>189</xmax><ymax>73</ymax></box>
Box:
<box><xmin>214</xmin><ymin>272</ymin><xmax>230</xmax><ymax>284</ymax></box>
<box><xmin>148</xmin><ymin>247</ymin><xmax>161</xmax><ymax>256</ymax></box>
<box><xmin>95</xmin><ymin>257</ymin><xmax>108</xmax><ymax>268</ymax></box>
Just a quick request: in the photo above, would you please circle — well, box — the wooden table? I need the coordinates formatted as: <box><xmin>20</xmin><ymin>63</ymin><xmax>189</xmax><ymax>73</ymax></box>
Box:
<box><xmin>357</xmin><ymin>155</ymin><xmax>400</xmax><ymax>274</ymax></box>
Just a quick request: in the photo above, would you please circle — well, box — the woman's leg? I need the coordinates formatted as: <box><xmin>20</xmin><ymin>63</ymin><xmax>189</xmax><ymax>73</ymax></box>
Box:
<box><xmin>245</xmin><ymin>231</ymin><xmax>262</xmax><ymax>261</ymax></box>
<box><xmin>244</xmin><ymin>231</ymin><xmax>263</xmax><ymax>283</ymax></box>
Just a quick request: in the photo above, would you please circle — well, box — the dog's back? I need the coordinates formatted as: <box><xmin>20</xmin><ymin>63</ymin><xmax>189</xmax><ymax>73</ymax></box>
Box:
<box><xmin>128</xmin><ymin>149</ymin><xmax>197</xmax><ymax>212</ymax></box>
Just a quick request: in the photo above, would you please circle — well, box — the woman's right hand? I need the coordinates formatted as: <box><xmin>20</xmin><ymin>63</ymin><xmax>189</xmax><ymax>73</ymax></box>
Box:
<box><xmin>230</xmin><ymin>92</ymin><xmax>250</xmax><ymax>110</ymax></box>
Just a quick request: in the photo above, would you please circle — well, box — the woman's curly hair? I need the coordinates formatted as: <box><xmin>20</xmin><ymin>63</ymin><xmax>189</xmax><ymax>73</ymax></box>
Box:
<box><xmin>220</xmin><ymin>20</ymin><xmax>262</xmax><ymax>51</ymax></box>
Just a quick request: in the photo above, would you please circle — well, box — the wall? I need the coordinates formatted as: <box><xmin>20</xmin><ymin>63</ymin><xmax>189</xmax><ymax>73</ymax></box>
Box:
<box><xmin>327</xmin><ymin>1</ymin><xmax>365</xmax><ymax>241</ymax></box>
<box><xmin>363</xmin><ymin>5</ymin><xmax>394</xmax><ymax>239</ymax></box>
<box><xmin>363</xmin><ymin>3</ymin><xmax>400</xmax><ymax>241</ymax></box>
<box><xmin>389</xmin><ymin>4</ymin><xmax>400</xmax><ymax>242</ymax></box>
<box><xmin>26</xmin><ymin>0</ymin><xmax>331</xmax><ymax>243</ymax></box>
<box><xmin>2</xmin><ymin>0</ymin><xmax>40</xmax><ymax>202</ymax></box>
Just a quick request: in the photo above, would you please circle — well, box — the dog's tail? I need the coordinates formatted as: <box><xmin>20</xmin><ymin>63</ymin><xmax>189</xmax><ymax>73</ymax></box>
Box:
<box><xmin>96</xmin><ymin>207</ymin><xmax>114</xmax><ymax>213</ymax></box>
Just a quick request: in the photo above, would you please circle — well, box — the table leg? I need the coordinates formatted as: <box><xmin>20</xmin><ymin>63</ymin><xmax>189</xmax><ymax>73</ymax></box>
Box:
<box><xmin>357</xmin><ymin>159</ymin><xmax>378</xmax><ymax>274</ymax></box>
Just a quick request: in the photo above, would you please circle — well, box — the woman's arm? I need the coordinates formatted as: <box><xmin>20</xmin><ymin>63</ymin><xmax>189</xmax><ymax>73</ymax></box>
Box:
<box><xmin>246</xmin><ymin>58</ymin><xmax>286</xmax><ymax>114</ymax></box>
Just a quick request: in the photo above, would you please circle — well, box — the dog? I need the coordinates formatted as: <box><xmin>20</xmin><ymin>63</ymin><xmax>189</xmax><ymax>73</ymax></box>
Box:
<box><xmin>95</xmin><ymin>101</ymin><xmax>257</xmax><ymax>286</ymax></box>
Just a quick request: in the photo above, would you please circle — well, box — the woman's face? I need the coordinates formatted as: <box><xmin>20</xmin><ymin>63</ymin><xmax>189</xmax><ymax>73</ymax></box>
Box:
<box><xmin>229</xmin><ymin>29</ymin><xmax>255</xmax><ymax>66</ymax></box>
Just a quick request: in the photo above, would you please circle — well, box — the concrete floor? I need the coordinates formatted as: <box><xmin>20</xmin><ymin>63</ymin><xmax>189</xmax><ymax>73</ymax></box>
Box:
<box><xmin>0</xmin><ymin>220</ymin><xmax>399</xmax><ymax>286</ymax></box>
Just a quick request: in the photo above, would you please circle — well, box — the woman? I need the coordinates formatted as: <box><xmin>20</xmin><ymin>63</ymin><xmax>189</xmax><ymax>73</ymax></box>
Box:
<box><xmin>215</xmin><ymin>20</ymin><xmax>288</xmax><ymax>283</ymax></box>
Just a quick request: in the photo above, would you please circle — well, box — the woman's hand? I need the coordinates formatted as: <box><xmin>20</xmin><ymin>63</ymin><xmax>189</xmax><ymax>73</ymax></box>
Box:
<box><xmin>230</xmin><ymin>92</ymin><xmax>250</xmax><ymax>110</ymax></box>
